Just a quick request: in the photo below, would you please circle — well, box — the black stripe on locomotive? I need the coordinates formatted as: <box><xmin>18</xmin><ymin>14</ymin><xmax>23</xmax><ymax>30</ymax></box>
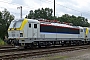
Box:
<box><xmin>40</xmin><ymin>24</ymin><xmax>79</xmax><ymax>34</ymax></box>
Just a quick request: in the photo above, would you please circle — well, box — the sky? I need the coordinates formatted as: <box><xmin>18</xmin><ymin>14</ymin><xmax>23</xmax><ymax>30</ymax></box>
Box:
<box><xmin>0</xmin><ymin>0</ymin><xmax>90</xmax><ymax>22</ymax></box>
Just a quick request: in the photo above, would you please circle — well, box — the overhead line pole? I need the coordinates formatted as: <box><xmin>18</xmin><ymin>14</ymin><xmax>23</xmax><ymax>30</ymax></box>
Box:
<box><xmin>54</xmin><ymin>0</ymin><xmax>55</xmax><ymax>20</ymax></box>
<box><xmin>54</xmin><ymin>0</ymin><xmax>57</xmax><ymax>40</ymax></box>
<box><xmin>17</xmin><ymin>6</ymin><xmax>22</xmax><ymax>18</ymax></box>
<box><xmin>21</xmin><ymin>6</ymin><xmax>22</xmax><ymax>18</ymax></box>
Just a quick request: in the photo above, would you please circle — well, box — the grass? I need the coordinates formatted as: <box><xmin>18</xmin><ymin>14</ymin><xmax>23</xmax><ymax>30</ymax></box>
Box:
<box><xmin>34</xmin><ymin>54</ymin><xmax>68</xmax><ymax>60</ymax></box>
<box><xmin>0</xmin><ymin>38</ymin><xmax>7</xmax><ymax>46</ymax></box>
<box><xmin>45</xmin><ymin>55</ymin><xmax>67</xmax><ymax>60</ymax></box>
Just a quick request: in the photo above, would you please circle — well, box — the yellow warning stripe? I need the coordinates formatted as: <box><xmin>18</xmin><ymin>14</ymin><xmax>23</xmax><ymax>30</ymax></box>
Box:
<box><xmin>86</xmin><ymin>28</ymin><xmax>89</xmax><ymax>35</ymax></box>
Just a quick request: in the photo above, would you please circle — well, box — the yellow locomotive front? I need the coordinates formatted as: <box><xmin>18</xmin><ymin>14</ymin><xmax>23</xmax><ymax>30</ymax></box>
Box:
<box><xmin>8</xmin><ymin>18</ymin><xmax>28</xmax><ymax>45</ymax></box>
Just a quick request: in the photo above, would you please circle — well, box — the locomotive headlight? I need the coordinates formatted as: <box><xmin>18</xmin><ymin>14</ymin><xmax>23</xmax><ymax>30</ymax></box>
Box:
<box><xmin>20</xmin><ymin>33</ymin><xmax>23</xmax><ymax>37</ymax></box>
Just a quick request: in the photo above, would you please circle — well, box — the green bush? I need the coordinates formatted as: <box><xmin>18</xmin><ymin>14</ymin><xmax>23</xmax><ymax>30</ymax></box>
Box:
<box><xmin>0</xmin><ymin>38</ymin><xmax>7</xmax><ymax>46</ymax></box>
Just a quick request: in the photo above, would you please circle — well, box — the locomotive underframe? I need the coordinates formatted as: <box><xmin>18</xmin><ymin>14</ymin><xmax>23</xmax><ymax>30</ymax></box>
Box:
<box><xmin>8</xmin><ymin>38</ymin><xmax>90</xmax><ymax>48</ymax></box>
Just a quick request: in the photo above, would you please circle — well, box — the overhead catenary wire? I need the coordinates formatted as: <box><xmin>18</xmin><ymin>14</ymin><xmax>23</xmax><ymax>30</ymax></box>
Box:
<box><xmin>0</xmin><ymin>0</ymin><xmax>81</xmax><ymax>13</ymax></box>
<box><xmin>0</xmin><ymin>0</ymin><xmax>87</xmax><ymax>15</ymax></box>
<box><xmin>0</xmin><ymin>6</ymin><xmax>23</xmax><ymax>19</ymax></box>
<box><xmin>0</xmin><ymin>0</ymin><xmax>90</xmax><ymax>19</ymax></box>
<box><xmin>0</xmin><ymin>0</ymin><xmax>90</xmax><ymax>15</ymax></box>
<box><xmin>0</xmin><ymin>0</ymin><xmax>34</xmax><ymax>9</ymax></box>
<box><xmin>40</xmin><ymin>0</ymin><xmax>90</xmax><ymax>17</ymax></box>
<box><xmin>0</xmin><ymin>0</ymin><xmax>36</xmax><ymax>18</ymax></box>
<box><xmin>0</xmin><ymin>7</ymin><xmax>20</xmax><ymax>15</ymax></box>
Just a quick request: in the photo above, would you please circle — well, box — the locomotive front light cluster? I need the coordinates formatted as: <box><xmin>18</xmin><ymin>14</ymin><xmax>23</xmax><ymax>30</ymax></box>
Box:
<box><xmin>20</xmin><ymin>33</ymin><xmax>23</xmax><ymax>37</ymax></box>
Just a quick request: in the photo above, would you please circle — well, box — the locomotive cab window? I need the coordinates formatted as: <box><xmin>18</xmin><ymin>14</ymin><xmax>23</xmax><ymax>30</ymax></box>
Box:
<box><xmin>29</xmin><ymin>24</ymin><xmax>31</xmax><ymax>28</ymax></box>
<box><xmin>34</xmin><ymin>24</ymin><xmax>37</xmax><ymax>28</ymax></box>
<box><xmin>81</xmin><ymin>29</ymin><xmax>83</xmax><ymax>32</ymax></box>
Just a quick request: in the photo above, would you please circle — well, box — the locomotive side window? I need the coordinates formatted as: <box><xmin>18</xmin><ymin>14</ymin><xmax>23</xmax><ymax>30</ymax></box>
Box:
<box><xmin>29</xmin><ymin>24</ymin><xmax>31</xmax><ymax>28</ymax></box>
<box><xmin>34</xmin><ymin>24</ymin><xmax>37</xmax><ymax>28</ymax></box>
<box><xmin>81</xmin><ymin>29</ymin><xmax>83</xmax><ymax>32</ymax></box>
<box><xmin>40</xmin><ymin>25</ymin><xmax>56</xmax><ymax>33</ymax></box>
<box><xmin>40</xmin><ymin>24</ymin><xmax>79</xmax><ymax>34</ymax></box>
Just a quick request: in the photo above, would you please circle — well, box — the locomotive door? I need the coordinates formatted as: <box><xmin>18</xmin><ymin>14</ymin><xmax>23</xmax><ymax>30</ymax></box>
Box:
<box><xmin>32</xmin><ymin>23</ymin><xmax>38</xmax><ymax>38</ymax></box>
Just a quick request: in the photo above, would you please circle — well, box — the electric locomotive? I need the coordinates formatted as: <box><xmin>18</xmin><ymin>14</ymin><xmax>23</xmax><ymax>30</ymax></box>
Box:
<box><xmin>8</xmin><ymin>18</ymin><xmax>89</xmax><ymax>48</ymax></box>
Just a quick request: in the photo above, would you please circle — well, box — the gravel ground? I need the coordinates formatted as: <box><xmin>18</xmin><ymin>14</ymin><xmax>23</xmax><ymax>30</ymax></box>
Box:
<box><xmin>15</xmin><ymin>49</ymin><xmax>90</xmax><ymax>60</ymax></box>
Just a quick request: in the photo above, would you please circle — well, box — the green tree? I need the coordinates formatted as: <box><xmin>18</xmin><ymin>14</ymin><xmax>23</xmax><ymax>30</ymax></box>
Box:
<box><xmin>26</xmin><ymin>8</ymin><xmax>90</xmax><ymax>27</ymax></box>
<box><xmin>26</xmin><ymin>8</ymin><xmax>53</xmax><ymax>20</ymax></box>
<box><xmin>26</xmin><ymin>10</ymin><xmax>34</xmax><ymax>19</ymax></box>
<box><xmin>0</xmin><ymin>9</ymin><xmax>14</xmax><ymax>39</ymax></box>
<box><xmin>57</xmin><ymin>14</ymin><xmax>90</xmax><ymax>27</ymax></box>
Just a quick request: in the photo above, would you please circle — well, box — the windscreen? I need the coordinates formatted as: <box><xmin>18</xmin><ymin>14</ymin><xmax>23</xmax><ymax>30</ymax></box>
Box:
<box><xmin>9</xmin><ymin>21</ymin><xmax>15</xmax><ymax>28</ymax></box>
<box><xmin>9</xmin><ymin>19</ymin><xmax>23</xmax><ymax>28</ymax></box>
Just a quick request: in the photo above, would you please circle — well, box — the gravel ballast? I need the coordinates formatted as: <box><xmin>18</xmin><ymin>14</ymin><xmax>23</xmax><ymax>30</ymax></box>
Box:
<box><xmin>15</xmin><ymin>48</ymin><xmax>90</xmax><ymax>60</ymax></box>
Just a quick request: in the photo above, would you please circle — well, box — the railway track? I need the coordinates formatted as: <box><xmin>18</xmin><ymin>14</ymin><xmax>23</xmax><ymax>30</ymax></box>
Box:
<box><xmin>0</xmin><ymin>45</ymin><xmax>18</xmax><ymax>53</ymax></box>
<box><xmin>0</xmin><ymin>45</ymin><xmax>15</xmax><ymax>49</ymax></box>
<box><xmin>0</xmin><ymin>45</ymin><xmax>90</xmax><ymax>60</ymax></box>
